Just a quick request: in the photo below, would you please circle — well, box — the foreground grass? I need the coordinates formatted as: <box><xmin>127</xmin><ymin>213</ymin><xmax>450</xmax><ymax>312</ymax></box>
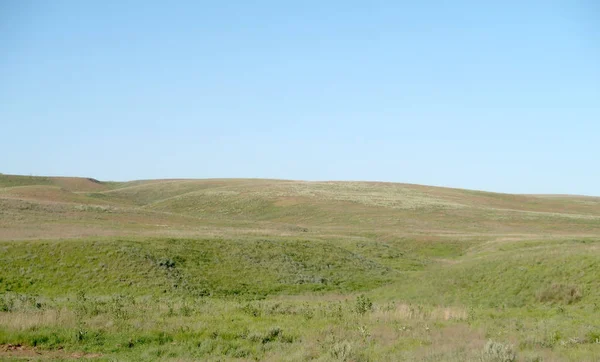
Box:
<box><xmin>2</xmin><ymin>237</ymin><xmax>600</xmax><ymax>361</ymax></box>
<box><xmin>0</xmin><ymin>291</ymin><xmax>478</xmax><ymax>361</ymax></box>
<box><xmin>3</xmin><ymin>289</ymin><xmax>600</xmax><ymax>361</ymax></box>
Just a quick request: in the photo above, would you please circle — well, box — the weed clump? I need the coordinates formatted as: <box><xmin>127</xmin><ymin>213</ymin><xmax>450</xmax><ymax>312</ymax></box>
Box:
<box><xmin>481</xmin><ymin>340</ymin><xmax>516</xmax><ymax>362</ymax></box>
<box><xmin>536</xmin><ymin>283</ymin><xmax>582</xmax><ymax>304</ymax></box>
<box><xmin>330</xmin><ymin>340</ymin><xmax>353</xmax><ymax>361</ymax></box>
<box><xmin>158</xmin><ymin>258</ymin><xmax>176</xmax><ymax>269</ymax></box>
<box><xmin>586</xmin><ymin>330</ymin><xmax>600</xmax><ymax>344</ymax></box>
<box><xmin>0</xmin><ymin>293</ymin><xmax>44</xmax><ymax>312</ymax></box>
<box><xmin>261</xmin><ymin>327</ymin><xmax>282</xmax><ymax>343</ymax></box>
<box><xmin>355</xmin><ymin>294</ymin><xmax>372</xmax><ymax>315</ymax></box>
<box><xmin>246</xmin><ymin>327</ymin><xmax>292</xmax><ymax>344</ymax></box>
<box><xmin>0</xmin><ymin>293</ymin><xmax>16</xmax><ymax>312</ymax></box>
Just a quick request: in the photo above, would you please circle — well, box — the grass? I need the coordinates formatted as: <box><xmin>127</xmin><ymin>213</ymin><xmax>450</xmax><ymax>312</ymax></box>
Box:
<box><xmin>0</xmin><ymin>237</ymin><xmax>397</xmax><ymax>297</ymax></box>
<box><xmin>1</xmin><ymin>175</ymin><xmax>600</xmax><ymax>360</ymax></box>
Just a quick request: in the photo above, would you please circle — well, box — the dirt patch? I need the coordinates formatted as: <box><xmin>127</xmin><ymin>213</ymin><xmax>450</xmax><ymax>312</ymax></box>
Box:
<box><xmin>0</xmin><ymin>344</ymin><xmax>102</xmax><ymax>360</ymax></box>
<box><xmin>51</xmin><ymin>177</ymin><xmax>108</xmax><ymax>192</ymax></box>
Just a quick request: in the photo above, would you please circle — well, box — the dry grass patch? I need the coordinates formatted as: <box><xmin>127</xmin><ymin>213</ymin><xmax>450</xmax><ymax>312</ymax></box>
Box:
<box><xmin>0</xmin><ymin>309</ymin><xmax>76</xmax><ymax>331</ymax></box>
<box><xmin>371</xmin><ymin>304</ymin><xmax>468</xmax><ymax>322</ymax></box>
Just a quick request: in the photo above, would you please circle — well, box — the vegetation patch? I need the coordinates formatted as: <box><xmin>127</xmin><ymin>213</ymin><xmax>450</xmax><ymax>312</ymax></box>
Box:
<box><xmin>2</xmin><ymin>176</ymin><xmax>600</xmax><ymax>360</ymax></box>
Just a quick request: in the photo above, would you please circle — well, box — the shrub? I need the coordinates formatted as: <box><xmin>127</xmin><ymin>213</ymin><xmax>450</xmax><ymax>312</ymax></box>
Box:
<box><xmin>76</xmin><ymin>328</ymin><xmax>87</xmax><ymax>342</ymax></box>
<box><xmin>241</xmin><ymin>302</ymin><xmax>262</xmax><ymax>317</ymax></box>
<box><xmin>330</xmin><ymin>340</ymin><xmax>353</xmax><ymax>361</ymax></box>
<box><xmin>481</xmin><ymin>340</ymin><xmax>516</xmax><ymax>362</ymax></box>
<box><xmin>355</xmin><ymin>294</ymin><xmax>373</xmax><ymax>315</ymax></box>
<box><xmin>586</xmin><ymin>330</ymin><xmax>600</xmax><ymax>344</ymax></box>
<box><xmin>180</xmin><ymin>302</ymin><xmax>193</xmax><ymax>316</ymax></box>
<box><xmin>109</xmin><ymin>294</ymin><xmax>129</xmax><ymax>320</ymax></box>
<box><xmin>158</xmin><ymin>258</ymin><xmax>176</xmax><ymax>269</ymax></box>
<box><xmin>261</xmin><ymin>327</ymin><xmax>282</xmax><ymax>344</ymax></box>
<box><xmin>0</xmin><ymin>293</ymin><xmax>16</xmax><ymax>312</ymax></box>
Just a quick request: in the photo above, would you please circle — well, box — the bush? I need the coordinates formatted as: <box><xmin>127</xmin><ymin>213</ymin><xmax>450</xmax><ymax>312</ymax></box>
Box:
<box><xmin>261</xmin><ymin>327</ymin><xmax>282</xmax><ymax>344</ymax></box>
<box><xmin>330</xmin><ymin>340</ymin><xmax>353</xmax><ymax>361</ymax></box>
<box><xmin>158</xmin><ymin>258</ymin><xmax>176</xmax><ymax>269</ymax></box>
<box><xmin>0</xmin><ymin>293</ymin><xmax>16</xmax><ymax>312</ymax></box>
<box><xmin>586</xmin><ymin>330</ymin><xmax>600</xmax><ymax>344</ymax></box>
<box><xmin>355</xmin><ymin>294</ymin><xmax>373</xmax><ymax>315</ymax></box>
<box><xmin>481</xmin><ymin>340</ymin><xmax>516</xmax><ymax>362</ymax></box>
<box><xmin>246</xmin><ymin>327</ymin><xmax>290</xmax><ymax>344</ymax></box>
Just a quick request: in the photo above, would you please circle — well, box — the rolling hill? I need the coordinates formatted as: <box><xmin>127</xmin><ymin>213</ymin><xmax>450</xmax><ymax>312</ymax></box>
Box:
<box><xmin>1</xmin><ymin>173</ymin><xmax>600</xmax><ymax>361</ymax></box>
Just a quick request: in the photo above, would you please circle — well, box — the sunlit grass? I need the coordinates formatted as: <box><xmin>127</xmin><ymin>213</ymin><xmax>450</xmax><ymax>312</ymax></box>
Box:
<box><xmin>2</xmin><ymin>175</ymin><xmax>600</xmax><ymax>360</ymax></box>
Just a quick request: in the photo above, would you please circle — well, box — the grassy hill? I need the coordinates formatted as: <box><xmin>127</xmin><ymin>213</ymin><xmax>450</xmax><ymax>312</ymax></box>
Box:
<box><xmin>1</xmin><ymin>174</ymin><xmax>600</xmax><ymax>361</ymax></box>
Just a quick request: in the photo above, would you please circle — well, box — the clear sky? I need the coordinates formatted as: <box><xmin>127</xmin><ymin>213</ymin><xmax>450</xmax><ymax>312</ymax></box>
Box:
<box><xmin>1</xmin><ymin>1</ymin><xmax>599</xmax><ymax>195</ymax></box>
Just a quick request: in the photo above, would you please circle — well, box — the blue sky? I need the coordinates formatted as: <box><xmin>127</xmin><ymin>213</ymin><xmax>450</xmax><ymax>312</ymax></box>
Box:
<box><xmin>1</xmin><ymin>1</ymin><xmax>599</xmax><ymax>194</ymax></box>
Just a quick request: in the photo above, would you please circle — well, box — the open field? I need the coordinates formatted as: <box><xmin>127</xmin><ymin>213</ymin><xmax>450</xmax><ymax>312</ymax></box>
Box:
<box><xmin>1</xmin><ymin>174</ymin><xmax>600</xmax><ymax>361</ymax></box>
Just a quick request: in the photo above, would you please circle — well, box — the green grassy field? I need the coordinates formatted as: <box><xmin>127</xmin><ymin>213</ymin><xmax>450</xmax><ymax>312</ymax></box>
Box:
<box><xmin>1</xmin><ymin>174</ymin><xmax>600</xmax><ymax>361</ymax></box>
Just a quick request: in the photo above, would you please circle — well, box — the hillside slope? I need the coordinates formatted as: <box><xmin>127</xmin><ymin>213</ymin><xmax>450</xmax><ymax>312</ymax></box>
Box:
<box><xmin>2</xmin><ymin>174</ymin><xmax>600</xmax><ymax>360</ymax></box>
<box><xmin>2</xmin><ymin>174</ymin><xmax>600</xmax><ymax>241</ymax></box>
